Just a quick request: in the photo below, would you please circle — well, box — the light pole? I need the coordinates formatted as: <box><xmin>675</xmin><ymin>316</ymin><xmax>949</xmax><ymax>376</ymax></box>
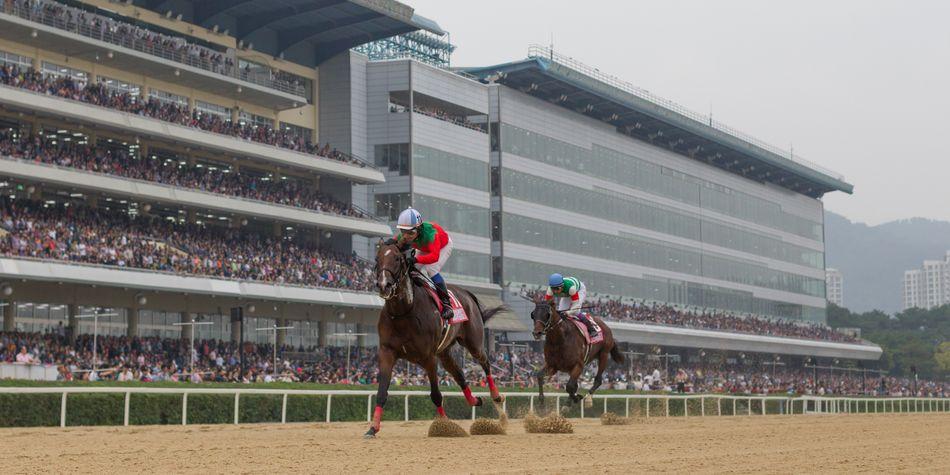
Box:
<box><xmin>257</xmin><ymin>323</ymin><xmax>295</xmax><ymax>378</ymax></box>
<box><xmin>173</xmin><ymin>318</ymin><xmax>213</xmax><ymax>375</ymax></box>
<box><xmin>331</xmin><ymin>331</ymin><xmax>368</xmax><ymax>383</ymax></box>
<box><xmin>75</xmin><ymin>308</ymin><xmax>119</xmax><ymax>374</ymax></box>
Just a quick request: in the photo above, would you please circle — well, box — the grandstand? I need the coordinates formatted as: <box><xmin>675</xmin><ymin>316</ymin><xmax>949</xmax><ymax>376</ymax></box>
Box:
<box><xmin>0</xmin><ymin>0</ymin><xmax>886</xmax><ymax>385</ymax></box>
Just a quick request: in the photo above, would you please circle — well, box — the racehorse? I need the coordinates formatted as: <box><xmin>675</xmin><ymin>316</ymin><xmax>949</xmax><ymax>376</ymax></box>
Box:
<box><xmin>366</xmin><ymin>240</ymin><xmax>507</xmax><ymax>437</ymax></box>
<box><xmin>531</xmin><ymin>299</ymin><xmax>624</xmax><ymax>407</ymax></box>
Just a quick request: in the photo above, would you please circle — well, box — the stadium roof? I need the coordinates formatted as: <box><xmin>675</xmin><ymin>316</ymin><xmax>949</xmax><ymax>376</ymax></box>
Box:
<box><xmin>132</xmin><ymin>0</ymin><xmax>443</xmax><ymax>67</ymax></box>
<box><xmin>465</xmin><ymin>46</ymin><xmax>853</xmax><ymax>198</ymax></box>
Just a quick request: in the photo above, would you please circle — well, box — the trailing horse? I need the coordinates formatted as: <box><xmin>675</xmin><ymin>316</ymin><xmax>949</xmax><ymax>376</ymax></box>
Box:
<box><xmin>365</xmin><ymin>240</ymin><xmax>507</xmax><ymax>437</ymax></box>
<box><xmin>531</xmin><ymin>299</ymin><xmax>624</xmax><ymax>407</ymax></box>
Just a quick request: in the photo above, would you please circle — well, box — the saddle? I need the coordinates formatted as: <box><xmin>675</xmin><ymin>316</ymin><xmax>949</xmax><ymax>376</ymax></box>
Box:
<box><xmin>569</xmin><ymin>313</ymin><xmax>604</xmax><ymax>345</ymax></box>
<box><xmin>410</xmin><ymin>271</ymin><xmax>468</xmax><ymax>324</ymax></box>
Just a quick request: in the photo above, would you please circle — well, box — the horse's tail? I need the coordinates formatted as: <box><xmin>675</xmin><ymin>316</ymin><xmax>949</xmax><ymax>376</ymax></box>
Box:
<box><xmin>468</xmin><ymin>291</ymin><xmax>508</xmax><ymax>324</ymax></box>
<box><xmin>610</xmin><ymin>344</ymin><xmax>624</xmax><ymax>364</ymax></box>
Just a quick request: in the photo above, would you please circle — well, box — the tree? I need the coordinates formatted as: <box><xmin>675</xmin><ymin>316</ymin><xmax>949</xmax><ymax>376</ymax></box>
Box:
<box><xmin>936</xmin><ymin>342</ymin><xmax>950</xmax><ymax>375</ymax></box>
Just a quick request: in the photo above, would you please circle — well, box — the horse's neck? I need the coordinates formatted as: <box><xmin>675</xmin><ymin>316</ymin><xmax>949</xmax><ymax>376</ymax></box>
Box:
<box><xmin>547</xmin><ymin>314</ymin><xmax>569</xmax><ymax>344</ymax></box>
<box><xmin>384</xmin><ymin>276</ymin><xmax>416</xmax><ymax>317</ymax></box>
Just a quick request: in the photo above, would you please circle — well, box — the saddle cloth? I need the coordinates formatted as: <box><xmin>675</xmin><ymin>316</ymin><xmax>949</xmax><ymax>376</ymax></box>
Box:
<box><xmin>570</xmin><ymin>313</ymin><xmax>604</xmax><ymax>345</ymax></box>
<box><xmin>412</xmin><ymin>272</ymin><xmax>469</xmax><ymax>324</ymax></box>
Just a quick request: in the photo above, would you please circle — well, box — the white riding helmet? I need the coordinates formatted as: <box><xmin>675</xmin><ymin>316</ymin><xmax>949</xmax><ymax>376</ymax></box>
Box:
<box><xmin>396</xmin><ymin>207</ymin><xmax>423</xmax><ymax>230</ymax></box>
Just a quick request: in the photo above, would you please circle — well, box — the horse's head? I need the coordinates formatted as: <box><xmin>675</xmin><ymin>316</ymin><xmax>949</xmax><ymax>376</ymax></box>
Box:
<box><xmin>375</xmin><ymin>239</ymin><xmax>411</xmax><ymax>300</ymax></box>
<box><xmin>530</xmin><ymin>299</ymin><xmax>560</xmax><ymax>340</ymax></box>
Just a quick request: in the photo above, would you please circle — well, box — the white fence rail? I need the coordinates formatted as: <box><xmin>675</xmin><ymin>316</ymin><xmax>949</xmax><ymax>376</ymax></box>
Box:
<box><xmin>1</xmin><ymin>387</ymin><xmax>947</xmax><ymax>428</ymax></box>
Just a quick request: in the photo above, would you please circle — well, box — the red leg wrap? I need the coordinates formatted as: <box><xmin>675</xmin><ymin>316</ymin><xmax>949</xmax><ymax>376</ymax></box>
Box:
<box><xmin>487</xmin><ymin>376</ymin><xmax>499</xmax><ymax>395</ymax></box>
<box><xmin>462</xmin><ymin>386</ymin><xmax>478</xmax><ymax>406</ymax></box>
<box><xmin>436</xmin><ymin>406</ymin><xmax>447</xmax><ymax>418</ymax></box>
<box><xmin>372</xmin><ymin>405</ymin><xmax>384</xmax><ymax>430</ymax></box>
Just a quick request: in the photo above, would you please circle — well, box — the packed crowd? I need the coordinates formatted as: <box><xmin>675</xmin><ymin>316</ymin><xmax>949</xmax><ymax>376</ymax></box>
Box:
<box><xmin>3</xmin><ymin>330</ymin><xmax>946</xmax><ymax>397</ymax></box>
<box><xmin>0</xmin><ymin>197</ymin><xmax>376</xmax><ymax>290</ymax></box>
<box><xmin>0</xmin><ymin>62</ymin><xmax>362</xmax><ymax>166</ymax></box>
<box><xmin>521</xmin><ymin>289</ymin><xmax>862</xmax><ymax>343</ymax></box>
<box><xmin>6</xmin><ymin>0</ymin><xmax>233</xmax><ymax>75</ymax></box>
<box><xmin>411</xmin><ymin>104</ymin><xmax>486</xmax><ymax>133</ymax></box>
<box><xmin>4</xmin><ymin>0</ymin><xmax>306</xmax><ymax>96</ymax></box>
<box><xmin>0</xmin><ymin>130</ymin><xmax>369</xmax><ymax>218</ymax></box>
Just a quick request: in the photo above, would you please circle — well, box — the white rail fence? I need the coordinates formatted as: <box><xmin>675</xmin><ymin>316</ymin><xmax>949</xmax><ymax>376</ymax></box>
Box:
<box><xmin>1</xmin><ymin>387</ymin><xmax>947</xmax><ymax>428</ymax></box>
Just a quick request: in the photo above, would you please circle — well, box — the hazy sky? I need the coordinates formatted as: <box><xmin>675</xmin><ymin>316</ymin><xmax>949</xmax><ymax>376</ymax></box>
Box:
<box><xmin>407</xmin><ymin>0</ymin><xmax>950</xmax><ymax>225</ymax></box>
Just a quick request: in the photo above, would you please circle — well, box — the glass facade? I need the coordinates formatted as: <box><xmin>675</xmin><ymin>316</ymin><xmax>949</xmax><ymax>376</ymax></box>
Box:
<box><xmin>503</xmin><ymin>169</ymin><xmax>823</xmax><ymax>268</ymax></box>
<box><xmin>503</xmin><ymin>213</ymin><xmax>824</xmax><ymax>297</ymax></box>
<box><xmin>413</xmin><ymin>194</ymin><xmax>489</xmax><ymax>238</ymax></box>
<box><xmin>441</xmin><ymin>249</ymin><xmax>492</xmax><ymax>282</ymax></box>
<box><xmin>503</xmin><ymin>258</ymin><xmax>825</xmax><ymax>322</ymax></box>
<box><xmin>501</xmin><ymin>124</ymin><xmax>823</xmax><ymax>240</ymax></box>
<box><xmin>374</xmin><ymin>143</ymin><xmax>410</xmax><ymax>175</ymax></box>
<box><xmin>412</xmin><ymin>145</ymin><xmax>488</xmax><ymax>191</ymax></box>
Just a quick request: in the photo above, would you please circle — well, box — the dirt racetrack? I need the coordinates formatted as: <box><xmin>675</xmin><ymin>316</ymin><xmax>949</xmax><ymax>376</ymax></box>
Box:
<box><xmin>2</xmin><ymin>413</ymin><xmax>947</xmax><ymax>474</ymax></box>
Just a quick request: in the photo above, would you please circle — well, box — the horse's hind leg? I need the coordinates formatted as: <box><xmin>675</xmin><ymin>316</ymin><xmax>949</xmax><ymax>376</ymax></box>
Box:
<box><xmin>585</xmin><ymin>350</ymin><xmax>610</xmax><ymax>408</ymax></box>
<box><xmin>438</xmin><ymin>351</ymin><xmax>482</xmax><ymax>407</ymax></box>
<box><xmin>465</xmin><ymin>342</ymin><xmax>502</xmax><ymax>403</ymax></box>
<box><xmin>422</xmin><ymin>356</ymin><xmax>447</xmax><ymax>419</ymax></box>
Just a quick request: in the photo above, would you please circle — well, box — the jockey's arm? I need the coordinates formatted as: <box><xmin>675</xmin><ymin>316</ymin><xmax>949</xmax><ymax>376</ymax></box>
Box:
<box><xmin>544</xmin><ymin>288</ymin><xmax>554</xmax><ymax>300</ymax></box>
<box><xmin>414</xmin><ymin>240</ymin><xmax>441</xmax><ymax>265</ymax></box>
<box><xmin>566</xmin><ymin>288</ymin><xmax>582</xmax><ymax>316</ymax></box>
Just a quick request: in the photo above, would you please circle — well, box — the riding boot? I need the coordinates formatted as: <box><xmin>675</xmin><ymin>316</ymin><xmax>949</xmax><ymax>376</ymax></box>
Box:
<box><xmin>580</xmin><ymin>314</ymin><xmax>598</xmax><ymax>337</ymax></box>
<box><xmin>434</xmin><ymin>281</ymin><xmax>454</xmax><ymax>320</ymax></box>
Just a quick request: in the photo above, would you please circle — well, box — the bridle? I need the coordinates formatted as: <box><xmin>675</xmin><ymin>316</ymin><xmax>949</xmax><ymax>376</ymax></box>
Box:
<box><xmin>376</xmin><ymin>244</ymin><xmax>410</xmax><ymax>301</ymax></box>
<box><xmin>532</xmin><ymin>303</ymin><xmax>564</xmax><ymax>336</ymax></box>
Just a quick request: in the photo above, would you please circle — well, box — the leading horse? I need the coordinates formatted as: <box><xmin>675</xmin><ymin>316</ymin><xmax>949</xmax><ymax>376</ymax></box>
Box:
<box><xmin>531</xmin><ymin>299</ymin><xmax>624</xmax><ymax>407</ymax></box>
<box><xmin>366</xmin><ymin>240</ymin><xmax>507</xmax><ymax>437</ymax></box>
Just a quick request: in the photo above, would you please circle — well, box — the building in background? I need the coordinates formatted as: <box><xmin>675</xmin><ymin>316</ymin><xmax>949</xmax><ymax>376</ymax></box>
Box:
<box><xmin>902</xmin><ymin>251</ymin><xmax>950</xmax><ymax>310</ymax></box>
<box><xmin>826</xmin><ymin>268</ymin><xmax>843</xmax><ymax>306</ymax></box>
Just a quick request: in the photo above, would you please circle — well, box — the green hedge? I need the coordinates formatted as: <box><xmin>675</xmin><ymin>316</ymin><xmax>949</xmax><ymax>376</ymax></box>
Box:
<box><xmin>1</xmin><ymin>389</ymin><xmax>934</xmax><ymax>427</ymax></box>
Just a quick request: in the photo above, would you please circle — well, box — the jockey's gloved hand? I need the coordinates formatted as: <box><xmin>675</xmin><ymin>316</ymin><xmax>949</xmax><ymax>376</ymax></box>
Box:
<box><xmin>405</xmin><ymin>255</ymin><xmax>417</xmax><ymax>267</ymax></box>
<box><xmin>384</xmin><ymin>238</ymin><xmax>397</xmax><ymax>246</ymax></box>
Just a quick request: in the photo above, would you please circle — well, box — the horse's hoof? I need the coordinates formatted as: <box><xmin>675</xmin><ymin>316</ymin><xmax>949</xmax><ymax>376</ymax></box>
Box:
<box><xmin>473</xmin><ymin>396</ymin><xmax>484</xmax><ymax>407</ymax></box>
<box><xmin>492</xmin><ymin>394</ymin><xmax>505</xmax><ymax>404</ymax></box>
<box><xmin>364</xmin><ymin>427</ymin><xmax>379</xmax><ymax>439</ymax></box>
<box><xmin>583</xmin><ymin>394</ymin><xmax>593</xmax><ymax>408</ymax></box>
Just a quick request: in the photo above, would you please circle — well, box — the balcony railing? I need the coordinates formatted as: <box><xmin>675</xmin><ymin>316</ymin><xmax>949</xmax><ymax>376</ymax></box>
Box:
<box><xmin>2</xmin><ymin>1</ymin><xmax>307</xmax><ymax>98</ymax></box>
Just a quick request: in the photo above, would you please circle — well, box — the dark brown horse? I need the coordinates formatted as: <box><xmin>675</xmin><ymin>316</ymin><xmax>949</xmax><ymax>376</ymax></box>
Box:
<box><xmin>531</xmin><ymin>299</ymin><xmax>624</xmax><ymax>406</ymax></box>
<box><xmin>365</xmin><ymin>241</ymin><xmax>507</xmax><ymax>437</ymax></box>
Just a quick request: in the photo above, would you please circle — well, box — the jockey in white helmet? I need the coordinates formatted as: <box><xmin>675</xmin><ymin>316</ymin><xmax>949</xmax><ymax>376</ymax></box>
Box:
<box><xmin>393</xmin><ymin>207</ymin><xmax>454</xmax><ymax>320</ymax></box>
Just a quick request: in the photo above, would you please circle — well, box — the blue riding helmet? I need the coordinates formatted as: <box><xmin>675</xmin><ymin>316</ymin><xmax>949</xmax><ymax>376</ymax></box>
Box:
<box><xmin>548</xmin><ymin>273</ymin><xmax>564</xmax><ymax>288</ymax></box>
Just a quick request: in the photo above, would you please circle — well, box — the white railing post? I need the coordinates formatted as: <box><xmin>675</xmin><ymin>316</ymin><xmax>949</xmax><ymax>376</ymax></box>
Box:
<box><xmin>625</xmin><ymin>397</ymin><xmax>629</xmax><ymax>417</ymax></box>
<box><xmin>646</xmin><ymin>397</ymin><xmax>650</xmax><ymax>418</ymax></box>
<box><xmin>471</xmin><ymin>405</ymin><xmax>476</xmax><ymax>421</ymax></box>
<box><xmin>732</xmin><ymin>398</ymin><xmax>736</xmax><ymax>416</ymax></box>
<box><xmin>405</xmin><ymin>395</ymin><xmax>410</xmax><ymax>421</ymax></box>
<box><xmin>761</xmin><ymin>398</ymin><xmax>765</xmax><ymax>416</ymax></box>
<box><xmin>282</xmin><ymin>393</ymin><xmax>288</xmax><ymax>424</ymax></box>
<box><xmin>326</xmin><ymin>394</ymin><xmax>332</xmax><ymax>423</ymax></box>
<box><xmin>233</xmin><ymin>393</ymin><xmax>240</xmax><ymax>424</ymax></box>
<box><xmin>603</xmin><ymin>397</ymin><xmax>607</xmax><ymax>414</ymax></box>
<box><xmin>503</xmin><ymin>397</ymin><xmax>507</xmax><ymax>415</ymax></box>
<box><xmin>366</xmin><ymin>395</ymin><xmax>372</xmax><ymax>422</ymax></box>
<box><xmin>717</xmin><ymin>397</ymin><xmax>721</xmax><ymax>416</ymax></box>
<box><xmin>182</xmin><ymin>393</ymin><xmax>188</xmax><ymax>426</ymax></box>
<box><xmin>701</xmin><ymin>396</ymin><xmax>705</xmax><ymax>417</ymax></box>
<box><xmin>529</xmin><ymin>395</ymin><xmax>534</xmax><ymax>413</ymax></box>
<box><xmin>556</xmin><ymin>395</ymin><xmax>560</xmax><ymax>414</ymax></box>
<box><xmin>665</xmin><ymin>397</ymin><xmax>669</xmax><ymax>417</ymax></box>
<box><xmin>748</xmin><ymin>398</ymin><xmax>752</xmax><ymax>416</ymax></box>
<box><xmin>124</xmin><ymin>392</ymin><xmax>131</xmax><ymax>427</ymax></box>
<box><xmin>60</xmin><ymin>392</ymin><xmax>67</xmax><ymax>428</ymax></box>
<box><xmin>684</xmin><ymin>397</ymin><xmax>688</xmax><ymax>418</ymax></box>
<box><xmin>580</xmin><ymin>400</ymin><xmax>585</xmax><ymax>418</ymax></box>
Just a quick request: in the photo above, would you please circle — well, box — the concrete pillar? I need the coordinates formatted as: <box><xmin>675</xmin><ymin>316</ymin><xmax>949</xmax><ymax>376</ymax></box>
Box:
<box><xmin>126</xmin><ymin>307</ymin><xmax>139</xmax><ymax>338</ymax></box>
<box><xmin>186</xmin><ymin>209</ymin><xmax>196</xmax><ymax>224</ymax></box>
<box><xmin>273</xmin><ymin>221</ymin><xmax>283</xmax><ymax>237</ymax></box>
<box><xmin>180</xmin><ymin>311</ymin><xmax>193</xmax><ymax>340</ymax></box>
<box><xmin>67</xmin><ymin>303</ymin><xmax>78</xmax><ymax>343</ymax></box>
<box><xmin>230</xmin><ymin>316</ymin><xmax>242</xmax><ymax>343</ymax></box>
<box><xmin>276</xmin><ymin>318</ymin><xmax>287</xmax><ymax>347</ymax></box>
<box><xmin>2</xmin><ymin>300</ymin><xmax>14</xmax><ymax>332</ymax></box>
<box><xmin>317</xmin><ymin>320</ymin><xmax>328</xmax><ymax>347</ymax></box>
<box><xmin>356</xmin><ymin>323</ymin><xmax>368</xmax><ymax>348</ymax></box>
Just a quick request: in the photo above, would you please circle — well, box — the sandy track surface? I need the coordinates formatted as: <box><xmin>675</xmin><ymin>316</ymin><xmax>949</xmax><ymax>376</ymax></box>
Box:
<box><xmin>2</xmin><ymin>413</ymin><xmax>947</xmax><ymax>474</ymax></box>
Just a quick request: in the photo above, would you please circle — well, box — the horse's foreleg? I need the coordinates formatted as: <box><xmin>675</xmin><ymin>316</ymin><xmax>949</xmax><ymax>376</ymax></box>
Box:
<box><xmin>365</xmin><ymin>346</ymin><xmax>395</xmax><ymax>438</ymax></box>
<box><xmin>423</xmin><ymin>357</ymin><xmax>447</xmax><ymax>419</ymax></box>
<box><xmin>567</xmin><ymin>365</ymin><xmax>584</xmax><ymax>404</ymax></box>
<box><xmin>439</xmin><ymin>351</ymin><xmax>481</xmax><ymax>407</ymax></box>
